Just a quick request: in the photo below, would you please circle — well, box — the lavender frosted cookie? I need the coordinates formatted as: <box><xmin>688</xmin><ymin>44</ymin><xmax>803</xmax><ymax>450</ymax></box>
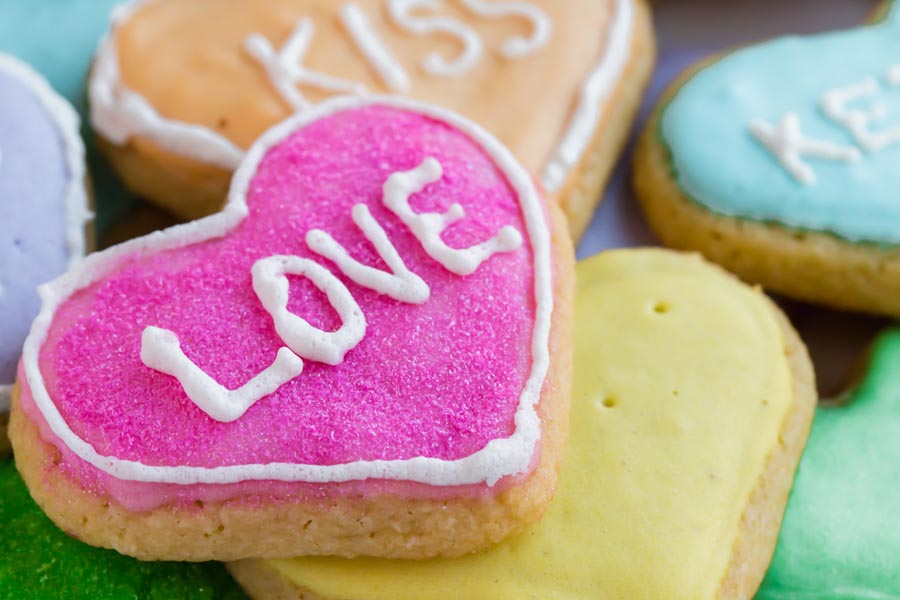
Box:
<box><xmin>0</xmin><ymin>54</ymin><xmax>91</xmax><ymax>452</ymax></box>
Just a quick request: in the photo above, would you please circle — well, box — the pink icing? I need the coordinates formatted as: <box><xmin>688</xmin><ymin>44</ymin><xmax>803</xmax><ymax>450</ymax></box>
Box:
<box><xmin>34</xmin><ymin>106</ymin><xmax>537</xmax><ymax>505</ymax></box>
<box><xmin>18</xmin><ymin>366</ymin><xmax>533</xmax><ymax>512</ymax></box>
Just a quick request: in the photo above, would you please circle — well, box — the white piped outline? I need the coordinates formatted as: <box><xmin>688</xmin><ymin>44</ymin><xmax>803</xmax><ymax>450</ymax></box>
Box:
<box><xmin>89</xmin><ymin>0</ymin><xmax>244</xmax><ymax>171</ymax></box>
<box><xmin>88</xmin><ymin>0</ymin><xmax>635</xmax><ymax>193</ymax></box>
<box><xmin>541</xmin><ymin>0</ymin><xmax>634</xmax><ymax>192</ymax></box>
<box><xmin>388</xmin><ymin>0</ymin><xmax>484</xmax><ymax>77</ymax></box>
<box><xmin>23</xmin><ymin>96</ymin><xmax>553</xmax><ymax>487</ymax></box>
<box><xmin>0</xmin><ymin>53</ymin><xmax>91</xmax><ymax>400</ymax></box>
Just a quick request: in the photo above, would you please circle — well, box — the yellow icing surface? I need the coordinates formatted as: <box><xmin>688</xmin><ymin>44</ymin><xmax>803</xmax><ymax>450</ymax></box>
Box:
<box><xmin>265</xmin><ymin>249</ymin><xmax>792</xmax><ymax>600</ymax></box>
<box><xmin>115</xmin><ymin>0</ymin><xmax>616</xmax><ymax>174</ymax></box>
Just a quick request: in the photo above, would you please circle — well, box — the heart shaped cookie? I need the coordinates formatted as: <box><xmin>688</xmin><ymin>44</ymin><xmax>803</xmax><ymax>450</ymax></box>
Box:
<box><xmin>228</xmin><ymin>249</ymin><xmax>816</xmax><ymax>600</ymax></box>
<box><xmin>0</xmin><ymin>54</ymin><xmax>90</xmax><ymax>452</ymax></box>
<box><xmin>757</xmin><ymin>328</ymin><xmax>900</xmax><ymax>598</ymax></box>
<box><xmin>89</xmin><ymin>0</ymin><xmax>653</xmax><ymax>238</ymax></box>
<box><xmin>635</xmin><ymin>2</ymin><xmax>900</xmax><ymax>317</ymax></box>
<box><xmin>10</xmin><ymin>97</ymin><xmax>574</xmax><ymax>562</ymax></box>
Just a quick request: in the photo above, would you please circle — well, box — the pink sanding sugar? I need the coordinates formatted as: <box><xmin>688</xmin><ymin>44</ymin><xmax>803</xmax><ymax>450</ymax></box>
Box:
<box><xmin>37</xmin><ymin>107</ymin><xmax>537</xmax><ymax>499</ymax></box>
<box><xmin>18</xmin><ymin>370</ymin><xmax>533</xmax><ymax>511</ymax></box>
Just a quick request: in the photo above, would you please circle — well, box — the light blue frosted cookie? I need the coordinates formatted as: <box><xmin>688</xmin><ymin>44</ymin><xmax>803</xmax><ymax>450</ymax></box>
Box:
<box><xmin>635</xmin><ymin>2</ymin><xmax>900</xmax><ymax>317</ymax></box>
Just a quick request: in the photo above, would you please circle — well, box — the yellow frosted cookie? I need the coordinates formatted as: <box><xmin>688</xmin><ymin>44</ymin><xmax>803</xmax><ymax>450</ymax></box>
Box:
<box><xmin>89</xmin><ymin>0</ymin><xmax>654</xmax><ymax>239</ymax></box>
<box><xmin>228</xmin><ymin>248</ymin><xmax>816</xmax><ymax>600</ymax></box>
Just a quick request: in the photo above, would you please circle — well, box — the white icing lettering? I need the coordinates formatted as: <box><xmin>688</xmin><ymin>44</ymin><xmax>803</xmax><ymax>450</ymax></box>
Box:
<box><xmin>388</xmin><ymin>0</ymin><xmax>484</xmax><ymax>77</ymax></box>
<box><xmin>459</xmin><ymin>0</ymin><xmax>551</xmax><ymax>58</ymax></box>
<box><xmin>383</xmin><ymin>157</ymin><xmax>523</xmax><ymax>275</ymax></box>
<box><xmin>244</xmin><ymin>18</ymin><xmax>367</xmax><ymax>112</ymax></box>
<box><xmin>252</xmin><ymin>255</ymin><xmax>367</xmax><ymax>366</ymax></box>
<box><xmin>141</xmin><ymin>157</ymin><xmax>522</xmax><ymax>422</ymax></box>
<box><xmin>140</xmin><ymin>327</ymin><xmax>304</xmax><ymax>423</ymax></box>
<box><xmin>340</xmin><ymin>4</ymin><xmax>411</xmax><ymax>92</ymax></box>
<box><xmin>749</xmin><ymin>113</ymin><xmax>861</xmax><ymax>185</ymax></box>
<box><xmin>821</xmin><ymin>73</ymin><xmax>900</xmax><ymax>153</ymax></box>
<box><xmin>307</xmin><ymin>203</ymin><xmax>430</xmax><ymax>304</ymax></box>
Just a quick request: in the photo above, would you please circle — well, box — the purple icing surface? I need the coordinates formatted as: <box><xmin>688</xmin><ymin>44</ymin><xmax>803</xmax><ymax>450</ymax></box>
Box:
<box><xmin>0</xmin><ymin>67</ymin><xmax>73</xmax><ymax>387</ymax></box>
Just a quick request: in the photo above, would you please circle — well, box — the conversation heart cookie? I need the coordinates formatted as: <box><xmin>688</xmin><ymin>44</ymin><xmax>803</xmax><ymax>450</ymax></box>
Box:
<box><xmin>227</xmin><ymin>249</ymin><xmax>816</xmax><ymax>600</ymax></box>
<box><xmin>89</xmin><ymin>0</ymin><xmax>654</xmax><ymax>239</ymax></box>
<box><xmin>0</xmin><ymin>459</ymin><xmax>246</xmax><ymax>600</ymax></box>
<box><xmin>9</xmin><ymin>97</ymin><xmax>575</xmax><ymax>562</ymax></box>
<box><xmin>634</xmin><ymin>1</ymin><xmax>900</xmax><ymax>317</ymax></box>
<box><xmin>0</xmin><ymin>54</ymin><xmax>91</xmax><ymax>455</ymax></box>
<box><xmin>757</xmin><ymin>328</ymin><xmax>900</xmax><ymax>598</ymax></box>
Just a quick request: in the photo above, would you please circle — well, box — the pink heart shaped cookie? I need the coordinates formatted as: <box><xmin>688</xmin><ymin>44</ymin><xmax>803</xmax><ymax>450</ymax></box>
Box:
<box><xmin>10</xmin><ymin>97</ymin><xmax>574</xmax><ymax>562</ymax></box>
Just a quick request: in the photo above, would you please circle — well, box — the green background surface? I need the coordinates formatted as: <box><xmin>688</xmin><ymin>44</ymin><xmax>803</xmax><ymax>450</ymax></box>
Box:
<box><xmin>0</xmin><ymin>460</ymin><xmax>246</xmax><ymax>600</ymax></box>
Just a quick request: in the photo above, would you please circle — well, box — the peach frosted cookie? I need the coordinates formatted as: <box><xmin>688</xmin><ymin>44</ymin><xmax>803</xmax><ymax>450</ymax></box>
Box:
<box><xmin>89</xmin><ymin>0</ymin><xmax>654</xmax><ymax>238</ymax></box>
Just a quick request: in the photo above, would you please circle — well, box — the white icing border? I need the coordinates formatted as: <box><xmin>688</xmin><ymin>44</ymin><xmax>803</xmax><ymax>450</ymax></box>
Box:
<box><xmin>0</xmin><ymin>53</ymin><xmax>91</xmax><ymax>399</ymax></box>
<box><xmin>89</xmin><ymin>1</ymin><xmax>244</xmax><ymax>170</ymax></box>
<box><xmin>541</xmin><ymin>0</ymin><xmax>634</xmax><ymax>191</ymax></box>
<box><xmin>23</xmin><ymin>96</ymin><xmax>554</xmax><ymax>487</ymax></box>
<box><xmin>0</xmin><ymin>55</ymin><xmax>90</xmax><ymax>266</ymax></box>
<box><xmin>88</xmin><ymin>0</ymin><xmax>634</xmax><ymax>193</ymax></box>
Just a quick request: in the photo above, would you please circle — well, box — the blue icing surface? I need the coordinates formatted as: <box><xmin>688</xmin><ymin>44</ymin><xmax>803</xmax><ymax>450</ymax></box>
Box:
<box><xmin>660</xmin><ymin>4</ymin><xmax>900</xmax><ymax>245</ymax></box>
<box><xmin>0</xmin><ymin>63</ymin><xmax>79</xmax><ymax>388</ymax></box>
<box><xmin>0</xmin><ymin>0</ymin><xmax>123</xmax><ymax>111</ymax></box>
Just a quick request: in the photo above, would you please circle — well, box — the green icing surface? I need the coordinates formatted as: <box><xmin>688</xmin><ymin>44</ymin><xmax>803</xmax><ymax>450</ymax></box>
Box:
<box><xmin>757</xmin><ymin>328</ymin><xmax>900</xmax><ymax>599</ymax></box>
<box><xmin>0</xmin><ymin>460</ymin><xmax>246</xmax><ymax>600</ymax></box>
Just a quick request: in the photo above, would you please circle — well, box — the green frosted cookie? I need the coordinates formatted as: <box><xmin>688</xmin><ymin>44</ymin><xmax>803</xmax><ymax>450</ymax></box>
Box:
<box><xmin>0</xmin><ymin>460</ymin><xmax>245</xmax><ymax>600</ymax></box>
<box><xmin>757</xmin><ymin>328</ymin><xmax>900</xmax><ymax>598</ymax></box>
